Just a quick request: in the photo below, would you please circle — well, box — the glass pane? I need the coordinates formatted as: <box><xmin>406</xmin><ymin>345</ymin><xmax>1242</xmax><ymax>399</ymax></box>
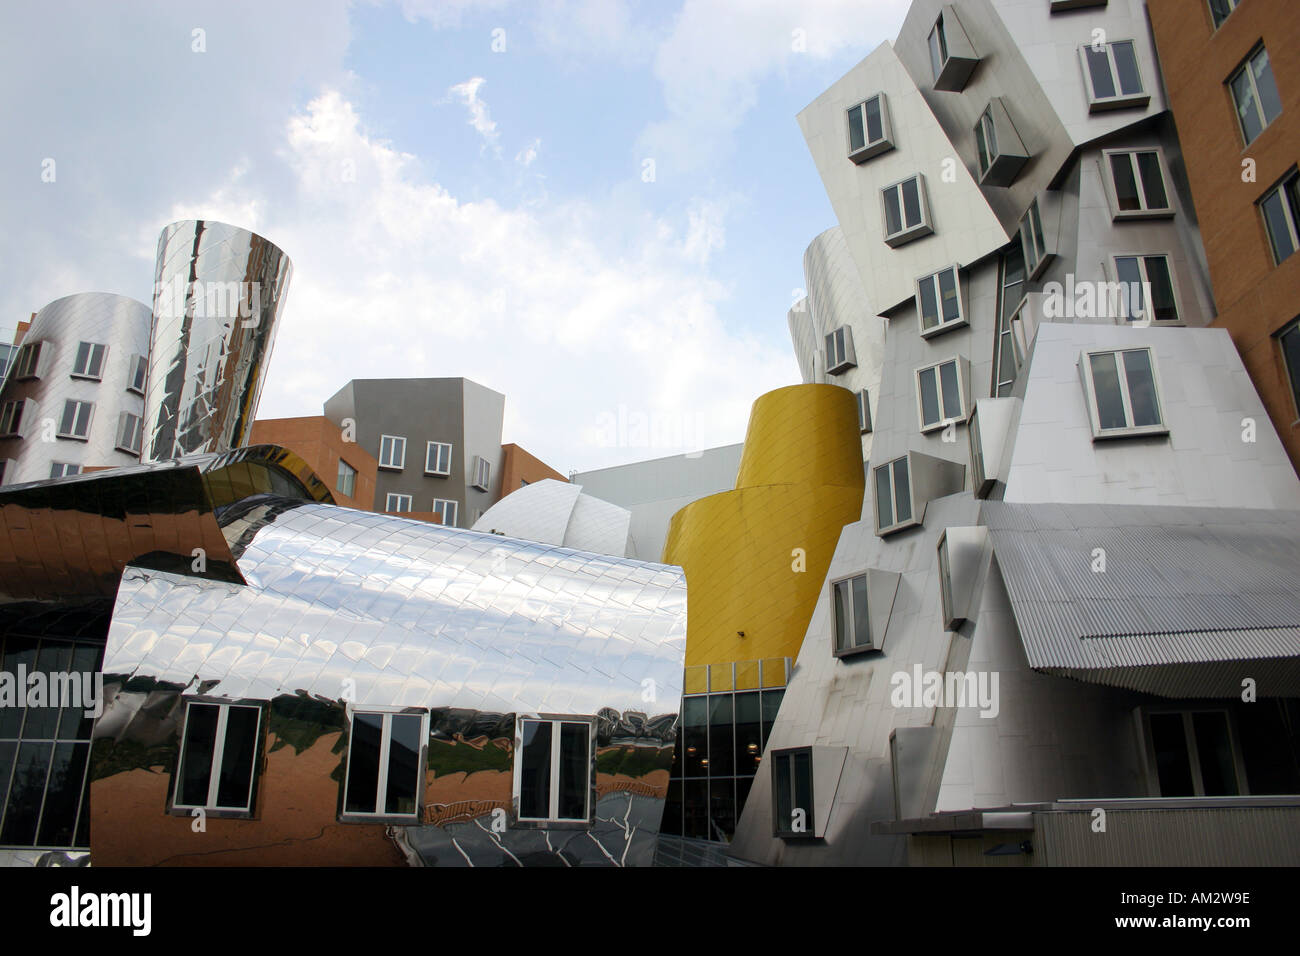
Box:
<box><xmin>0</xmin><ymin>638</ymin><xmax>36</xmax><ymax>738</ymax></box>
<box><xmin>683</xmin><ymin>695</ymin><xmax>708</xmax><ymax>777</ymax></box>
<box><xmin>1030</xmin><ymin>203</ymin><xmax>1046</xmax><ymax>260</ymax></box>
<box><xmin>36</xmin><ymin>742</ymin><xmax>88</xmax><ymax>847</ymax></box>
<box><xmin>344</xmin><ymin>712</ymin><xmax>383</xmax><ymax>814</ymax></box>
<box><xmin>940</xmin><ymin>360</ymin><xmax>961</xmax><ymax>420</ymax></box>
<box><xmin>0</xmin><ymin>741</ymin><xmax>15</xmax><ymax>821</ymax></box>
<box><xmin>773</xmin><ymin>754</ymin><xmax>792</xmax><ymax>831</ymax></box>
<box><xmin>1086</xmin><ymin>45</ymin><xmax>1116</xmax><ymax>100</ymax></box>
<box><xmin>851</xmin><ymin>575</ymin><xmax>870</xmax><ymax>647</ymax></box>
<box><xmin>893</xmin><ymin>458</ymin><xmax>912</xmax><ymax>523</ymax></box>
<box><xmin>1</xmin><ymin>741</ymin><xmax>52</xmax><ymax>844</ymax></box>
<box><xmin>1136</xmin><ymin>152</ymin><xmax>1168</xmax><ymax>210</ymax></box>
<box><xmin>734</xmin><ymin>693</ymin><xmax>762</xmax><ymax>776</ymax></box>
<box><xmin>793</xmin><ymin>751</ymin><xmax>813</xmax><ymax>832</ymax></box>
<box><xmin>761</xmin><ymin>690</ymin><xmax>784</xmax><ymax>747</ymax></box>
<box><xmin>177</xmin><ymin>703</ymin><xmax>219</xmax><ymax>807</ymax></box>
<box><xmin>884</xmin><ymin>187</ymin><xmax>902</xmax><ymax>236</ymax></box>
<box><xmin>1262</xmin><ymin>191</ymin><xmax>1297</xmax><ymax>263</ymax></box>
<box><xmin>1003</xmin><ymin>241</ymin><xmax>1026</xmax><ymax>288</ymax></box>
<box><xmin>25</xmin><ymin>642</ymin><xmax>70</xmax><ymax>739</ymax></box>
<box><xmin>1089</xmin><ymin>352</ymin><xmax>1128</xmax><ymax>430</ymax></box>
<box><xmin>663</xmin><ymin>778</ymin><xmax>682</xmax><ymax>836</ymax></box>
<box><xmin>1192</xmin><ymin>712</ymin><xmax>1239</xmax><ymax>796</ymax></box>
<box><xmin>1280</xmin><ymin>326</ymin><xmax>1300</xmax><ymax>412</ymax></box>
<box><xmin>1143</xmin><ymin>256</ymin><xmax>1178</xmax><ymax>323</ymax></box>
<box><xmin>736</xmin><ymin>775</ymin><xmax>754</xmax><ymax>824</ymax></box>
<box><xmin>939</xmin><ymin>539</ymin><xmax>954</xmax><ymax>623</ymax></box>
<box><xmin>1111</xmin><ymin>154</ymin><xmax>1141</xmax><ymax>211</ymax></box>
<box><xmin>216</xmin><ymin>706</ymin><xmax>260</xmax><ymax>809</ymax></box>
<box><xmin>1123</xmin><ymin>349</ymin><xmax>1161</xmax><ymax>427</ymax></box>
<box><xmin>939</xmin><ymin>268</ymin><xmax>960</xmax><ymax>324</ymax></box>
<box><xmin>902</xmin><ymin>178</ymin><xmax>922</xmax><ymax>228</ymax></box>
<box><xmin>558</xmin><ymin>722</ymin><xmax>589</xmax><ymax>819</ymax></box>
<box><xmin>928</xmin><ymin>26</ymin><xmax>944</xmax><ymax>80</ymax></box>
<box><xmin>1209</xmin><ymin>0</ymin><xmax>1233</xmax><ymax>28</ymax></box>
<box><xmin>833</xmin><ymin>579</ymin><xmax>850</xmax><ymax>651</ymax></box>
<box><xmin>919</xmin><ymin>276</ymin><xmax>939</xmax><ymax>329</ymax></box>
<box><xmin>709</xmin><ymin>778</ymin><xmax>736</xmax><ymax>842</ymax></box>
<box><xmin>1252</xmin><ymin>49</ymin><xmax>1282</xmax><ymax>126</ymax></box>
<box><xmin>684</xmin><ymin>779</ymin><xmax>709</xmax><ymax>839</ymax></box>
<box><xmin>874</xmin><ymin>464</ymin><xmax>893</xmax><ymax>528</ymax></box>
<box><xmin>1232</xmin><ymin>69</ymin><xmax>1263</xmax><ymax>143</ymax></box>
<box><xmin>1115</xmin><ymin>256</ymin><xmax>1144</xmax><ymax>322</ymax></box>
<box><xmin>847</xmin><ymin>105</ymin><xmax>865</xmax><ymax>153</ymax></box>
<box><xmin>983</xmin><ymin>113</ymin><xmax>998</xmax><ymax>162</ymax></box>
<box><xmin>518</xmin><ymin>719</ymin><xmax>552</xmax><ymax>819</ymax></box>
<box><xmin>1020</xmin><ymin>220</ymin><xmax>1038</xmax><ymax>274</ymax></box>
<box><xmin>975</xmin><ymin>118</ymin><xmax>990</xmax><ymax>174</ymax></box>
<box><xmin>1112</xmin><ymin>41</ymin><xmax>1142</xmax><ymax>96</ymax></box>
<box><xmin>383</xmin><ymin>713</ymin><xmax>422</xmax><ymax>816</ymax></box>
<box><xmin>865</xmin><ymin>96</ymin><xmax>883</xmax><ymax>144</ymax></box>
<box><xmin>708</xmin><ymin>695</ymin><xmax>734</xmax><ymax>776</ymax></box>
<box><xmin>1150</xmin><ymin>713</ymin><xmax>1194</xmax><ymax>796</ymax></box>
<box><xmin>919</xmin><ymin>367</ymin><xmax>940</xmax><ymax>427</ymax></box>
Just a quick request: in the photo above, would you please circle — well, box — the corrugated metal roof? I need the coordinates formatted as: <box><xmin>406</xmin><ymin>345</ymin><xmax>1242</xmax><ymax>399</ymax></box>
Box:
<box><xmin>982</xmin><ymin>503</ymin><xmax>1300</xmax><ymax>697</ymax></box>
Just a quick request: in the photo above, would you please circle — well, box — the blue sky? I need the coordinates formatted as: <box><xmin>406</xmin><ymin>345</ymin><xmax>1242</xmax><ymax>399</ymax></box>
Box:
<box><xmin>0</xmin><ymin>0</ymin><xmax>909</xmax><ymax>472</ymax></box>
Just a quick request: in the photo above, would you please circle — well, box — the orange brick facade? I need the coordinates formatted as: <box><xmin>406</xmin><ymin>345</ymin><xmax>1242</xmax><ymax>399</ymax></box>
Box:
<box><xmin>248</xmin><ymin>416</ymin><xmax>378</xmax><ymax>510</ymax></box>
<box><xmin>499</xmin><ymin>442</ymin><xmax>567</xmax><ymax>497</ymax></box>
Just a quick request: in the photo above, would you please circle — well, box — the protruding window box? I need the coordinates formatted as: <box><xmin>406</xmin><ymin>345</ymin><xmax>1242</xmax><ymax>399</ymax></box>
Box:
<box><xmin>915</xmin><ymin>355</ymin><xmax>972</xmax><ymax>434</ymax></box>
<box><xmin>1079</xmin><ymin>346</ymin><xmax>1170</xmax><ymax>441</ymax></box>
<box><xmin>873</xmin><ymin>450</ymin><xmax>966</xmax><ymax>537</ymax></box>
<box><xmin>771</xmin><ymin>745</ymin><xmax>847</xmax><ymax>840</ymax></box>
<box><xmin>1050</xmin><ymin>0</ymin><xmax>1108</xmax><ymax>10</ymax></box>
<box><xmin>968</xmin><ymin>397</ymin><xmax>1020</xmax><ymax>498</ymax></box>
<box><xmin>937</xmin><ymin>526</ymin><xmax>990</xmax><ymax>631</ymax></box>
<box><xmin>928</xmin><ymin>5</ymin><xmax>980</xmax><ymax>93</ymax></box>
<box><xmin>825</xmin><ymin>325</ymin><xmax>857</xmax><ymax>374</ymax></box>
<box><xmin>1019</xmin><ymin>194</ymin><xmax>1059</xmax><ymax>280</ymax></box>
<box><xmin>1080</xmin><ymin>40</ymin><xmax>1150</xmax><ymax>112</ymax></box>
<box><xmin>831</xmin><ymin>569</ymin><xmax>901</xmax><ymax>658</ymax></box>
<box><xmin>882</xmin><ymin>175</ymin><xmax>934</xmax><ymax>248</ymax></box>
<box><xmin>975</xmin><ymin>98</ymin><xmax>1030</xmax><ymax>188</ymax></box>
<box><xmin>847</xmin><ymin>93</ymin><xmax>895</xmax><ymax>164</ymax></box>
<box><xmin>916</xmin><ymin>266</ymin><xmax>967</xmax><ymax>339</ymax></box>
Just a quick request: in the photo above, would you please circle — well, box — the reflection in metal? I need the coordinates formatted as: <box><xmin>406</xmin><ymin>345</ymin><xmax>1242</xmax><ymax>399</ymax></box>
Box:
<box><xmin>471</xmin><ymin>478</ymin><xmax>633</xmax><ymax>557</ymax></box>
<box><xmin>0</xmin><ymin>293</ymin><xmax>152</xmax><ymax>485</ymax></box>
<box><xmin>144</xmin><ymin>221</ymin><xmax>292</xmax><ymax>462</ymax></box>
<box><xmin>94</xmin><ymin>500</ymin><xmax>687</xmax><ymax>866</ymax></box>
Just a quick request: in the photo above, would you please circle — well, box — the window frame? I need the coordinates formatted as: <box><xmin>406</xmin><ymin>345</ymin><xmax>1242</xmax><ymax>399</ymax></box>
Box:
<box><xmin>830</xmin><ymin>572</ymin><xmax>874</xmax><ymax>658</ymax></box>
<box><xmin>12</xmin><ymin>342</ymin><xmax>42</xmax><ymax>381</ymax></box>
<box><xmin>471</xmin><ymin>455</ymin><xmax>492</xmax><ymax>492</ymax></box>
<box><xmin>49</xmin><ymin>462</ymin><xmax>82</xmax><ymax>479</ymax></box>
<box><xmin>385</xmin><ymin>492</ymin><xmax>412</xmax><ymax>513</ymax></box>
<box><xmin>1276</xmin><ymin>318</ymin><xmax>1300</xmax><ymax>423</ymax></box>
<box><xmin>378</xmin><ymin>434</ymin><xmax>406</xmax><ymax>471</ymax></box>
<box><xmin>1103</xmin><ymin>148</ymin><xmax>1175</xmax><ymax>220</ymax></box>
<box><xmin>339</xmin><ymin>707</ymin><xmax>429</xmax><ymax>824</ymax></box>
<box><xmin>1139</xmin><ymin>707</ymin><xmax>1248</xmax><ymax>798</ymax></box>
<box><xmin>1259</xmin><ymin>168</ymin><xmax>1300</xmax><ymax>266</ymax></box>
<box><xmin>881</xmin><ymin>174</ymin><xmax>934</xmax><ymax>247</ymax></box>
<box><xmin>968</xmin><ymin>405</ymin><xmax>990</xmax><ymax>497</ymax></box>
<box><xmin>1228</xmin><ymin>45</ymin><xmax>1282</xmax><ymax>146</ymax></box>
<box><xmin>874</xmin><ymin>454</ymin><xmax>919</xmax><ymax>536</ymax></box>
<box><xmin>915</xmin><ymin>265</ymin><xmax>967</xmax><ymax>338</ymax></box>
<box><xmin>846</xmin><ymin>93</ymin><xmax>894</xmax><ymax>163</ymax></box>
<box><xmin>115</xmin><ymin>411</ymin><xmax>143</xmax><ymax>456</ymax></box>
<box><xmin>770</xmin><ymin>746</ymin><xmax>815</xmax><ymax>839</ymax></box>
<box><xmin>824</xmin><ymin>325</ymin><xmax>857</xmax><ymax>374</ymax></box>
<box><xmin>169</xmin><ymin>699</ymin><xmax>266</xmax><ymax>818</ymax></box>
<box><xmin>70</xmin><ymin>341</ymin><xmax>108</xmax><ymax>381</ymax></box>
<box><xmin>1019</xmin><ymin>198</ymin><xmax>1051</xmax><ymax>279</ymax></box>
<box><xmin>1079</xmin><ymin>39</ymin><xmax>1150</xmax><ymax>112</ymax></box>
<box><xmin>511</xmin><ymin>714</ymin><xmax>597</xmax><ymax>828</ymax></box>
<box><xmin>1207</xmin><ymin>0</ymin><xmax>1240</xmax><ymax>27</ymax></box>
<box><xmin>914</xmin><ymin>356</ymin><xmax>970</xmax><ymax>434</ymax></box>
<box><xmin>127</xmin><ymin>354</ymin><xmax>147</xmax><ymax>396</ymax></box>
<box><xmin>1079</xmin><ymin>346</ymin><xmax>1170</xmax><ymax>440</ymax></box>
<box><xmin>425</xmin><ymin>441</ymin><xmax>453</xmax><ymax>477</ymax></box>
<box><xmin>857</xmin><ymin>388</ymin><xmax>872</xmax><ymax>434</ymax></box>
<box><xmin>0</xmin><ymin>400</ymin><xmax>23</xmax><ymax>438</ymax></box>
<box><xmin>432</xmin><ymin>498</ymin><xmax>458</xmax><ymax>527</ymax></box>
<box><xmin>1110</xmin><ymin>252</ymin><xmax>1183</xmax><ymax>325</ymax></box>
<box><xmin>336</xmin><ymin>458</ymin><xmax>357</xmax><ymax>498</ymax></box>
<box><xmin>56</xmin><ymin>399</ymin><xmax>94</xmax><ymax>442</ymax></box>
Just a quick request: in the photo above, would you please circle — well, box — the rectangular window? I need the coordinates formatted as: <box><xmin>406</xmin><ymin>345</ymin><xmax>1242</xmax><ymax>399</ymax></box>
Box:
<box><xmin>127</xmin><ymin>354</ymin><xmax>147</xmax><ymax>395</ymax></box>
<box><xmin>342</xmin><ymin>710</ymin><xmax>427</xmax><ymax>820</ymax></box>
<box><xmin>378</xmin><ymin>434</ymin><xmax>406</xmax><ymax>470</ymax></box>
<box><xmin>824</xmin><ymin>325</ymin><xmax>857</xmax><ymax>374</ymax></box>
<box><xmin>1113</xmin><ymin>254</ymin><xmax>1180</xmax><ymax>324</ymax></box>
<box><xmin>993</xmin><ymin>243</ymin><xmax>1027</xmax><ymax>397</ymax></box>
<box><xmin>1081</xmin><ymin>347</ymin><xmax>1168</xmax><ymax>439</ymax></box>
<box><xmin>0</xmin><ymin>400</ymin><xmax>23</xmax><ymax>437</ymax></box>
<box><xmin>70</xmin><ymin>342</ymin><xmax>107</xmax><ymax>380</ymax></box>
<box><xmin>832</xmin><ymin>574</ymin><xmax>872</xmax><ymax>656</ymax></box>
<box><xmin>1106</xmin><ymin>149</ymin><xmax>1173</xmax><ymax>218</ymax></box>
<box><xmin>846</xmin><ymin>93</ymin><xmax>893</xmax><ymax>163</ymax></box>
<box><xmin>425</xmin><ymin>441</ymin><xmax>453</xmax><ymax>476</ymax></box>
<box><xmin>514</xmin><ymin>717</ymin><xmax>594</xmax><ymax>824</ymax></box>
<box><xmin>12</xmin><ymin>342</ymin><xmax>41</xmax><ymax>380</ymax></box>
<box><xmin>882</xmin><ymin>175</ymin><xmax>933</xmax><ymax>247</ymax></box>
<box><xmin>115</xmin><ymin>411</ymin><xmax>143</xmax><ymax>455</ymax></box>
<box><xmin>1260</xmin><ymin>169</ymin><xmax>1300</xmax><ymax>266</ymax></box>
<box><xmin>916</xmin><ymin>357</ymin><xmax>968</xmax><ymax>433</ymax></box>
<box><xmin>173</xmin><ymin>701</ymin><xmax>263</xmax><ymax>813</ymax></box>
<box><xmin>874</xmin><ymin>455</ymin><xmax>915</xmax><ymax>535</ymax></box>
<box><xmin>771</xmin><ymin>748</ymin><xmax>814</xmax><ymax>838</ymax></box>
<box><xmin>432</xmin><ymin>498</ymin><xmax>458</xmax><ymax>527</ymax></box>
<box><xmin>1278</xmin><ymin>319</ymin><xmax>1300</xmax><ymax>420</ymax></box>
<box><xmin>1144</xmin><ymin>709</ymin><xmax>1244</xmax><ymax>797</ymax></box>
<box><xmin>385</xmin><ymin>493</ymin><xmax>412</xmax><ymax>513</ymax></box>
<box><xmin>1208</xmin><ymin>0</ymin><xmax>1239</xmax><ymax>27</ymax></box>
<box><xmin>975</xmin><ymin>106</ymin><xmax>998</xmax><ymax>178</ymax></box>
<box><xmin>1229</xmin><ymin>46</ymin><xmax>1283</xmax><ymax>145</ymax></box>
<box><xmin>938</xmin><ymin>532</ymin><xmax>956</xmax><ymax>629</ymax></box>
<box><xmin>1019</xmin><ymin>198</ymin><xmax>1050</xmax><ymax>278</ymax></box>
<box><xmin>50</xmin><ymin>462</ymin><xmax>81</xmax><ymax>479</ymax></box>
<box><xmin>969</xmin><ymin>406</ymin><xmax>989</xmax><ymax>497</ymax></box>
<box><xmin>471</xmin><ymin>455</ymin><xmax>491</xmax><ymax>492</ymax></box>
<box><xmin>974</xmin><ymin>97</ymin><xmax>1030</xmax><ymax>187</ymax></box>
<box><xmin>336</xmin><ymin>459</ymin><xmax>357</xmax><ymax>497</ymax></box>
<box><xmin>928</xmin><ymin>14</ymin><xmax>948</xmax><ymax>82</ymax></box>
<box><xmin>1081</xmin><ymin>40</ymin><xmax>1149</xmax><ymax>111</ymax></box>
<box><xmin>916</xmin><ymin>266</ymin><xmax>964</xmax><ymax>337</ymax></box>
<box><xmin>857</xmin><ymin>388</ymin><xmax>872</xmax><ymax>434</ymax></box>
<box><xmin>57</xmin><ymin>400</ymin><xmax>93</xmax><ymax>441</ymax></box>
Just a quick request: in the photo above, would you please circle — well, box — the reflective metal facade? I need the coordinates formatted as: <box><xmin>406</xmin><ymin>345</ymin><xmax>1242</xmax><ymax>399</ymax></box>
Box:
<box><xmin>472</xmin><ymin>477</ymin><xmax>633</xmax><ymax>557</ymax></box>
<box><xmin>0</xmin><ymin>293</ymin><xmax>151</xmax><ymax>484</ymax></box>
<box><xmin>144</xmin><ymin>220</ymin><xmax>292</xmax><ymax>462</ymax></box>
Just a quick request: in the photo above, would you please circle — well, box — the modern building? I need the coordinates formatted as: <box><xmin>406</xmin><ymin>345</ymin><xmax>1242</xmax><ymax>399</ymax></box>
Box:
<box><xmin>1146</xmin><ymin>0</ymin><xmax>1300</xmax><ymax>474</ymax></box>
<box><xmin>500</xmin><ymin>443</ymin><xmax>567</xmax><ymax>494</ymax></box>
<box><xmin>247</xmin><ymin>415</ymin><xmax>378</xmax><ymax>511</ymax></box>
<box><xmin>470</xmin><ymin>477</ymin><xmax>635</xmax><ymax>557</ymax></box>
<box><xmin>723</xmin><ymin>0</ymin><xmax>1300</xmax><ymax>866</ymax></box>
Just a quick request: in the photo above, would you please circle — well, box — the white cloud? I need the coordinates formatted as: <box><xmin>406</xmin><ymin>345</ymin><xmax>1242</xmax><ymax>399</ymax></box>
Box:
<box><xmin>515</xmin><ymin>137</ymin><xmax>541</xmax><ymax>166</ymax></box>
<box><xmin>447</xmin><ymin>77</ymin><xmax>501</xmax><ymax>152</ymax></box>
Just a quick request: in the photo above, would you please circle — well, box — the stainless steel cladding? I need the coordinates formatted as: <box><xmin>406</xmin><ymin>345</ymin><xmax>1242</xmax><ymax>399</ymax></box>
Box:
<box><xmin>0</xmin><ymin>293</ymin><xmax>152</xmax><ymax>485</ymax></box>
<box><xmin>144</xmin><ymin>220</ymin><xmax>292</xmax><ymax>462</ymax></box>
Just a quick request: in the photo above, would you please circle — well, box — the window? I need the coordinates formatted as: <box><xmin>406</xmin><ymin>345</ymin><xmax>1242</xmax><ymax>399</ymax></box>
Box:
<box><xmin>336</xmin><ymin>459</ymin><xmax>356</xmax><ymax>497</ymax></box>
<box><xmin>928</xmin><ymin>14</ymin><xmax>948</xmax><ymax>83</ymax></box>
<box><xmin>993</xmin><ymin>243</ymin><xmax>1027</xmax><ymax>397</ymax></box>
<box><xmin>857</xmin><ymin>389</ymin><xmax>872</xmax><ymax>434</ymax></box>
<box><xmin>514</xmin><ymin>717</ymin><xmax>594</xmax><ymax>824</ymax></box>
<box><xmin>874</xmin><ymin>455</ymin><xmax>915</xmax><ymax>535</ymax></box>
<box><xmin>1106</xmin><ymin>149</ymin><xmax>1173</xmax><ymax>218</ymax></box>
<box><xmin>172</xmin><ymin>701</ymin><xmax>263</xmax><ymax>813</ymax></box>
<box><xmin>1260</xmin><ymin>169</ymin><xmax>1300</xmax><ymax>265</ymax></box>
<box><xmin>1019</xmin><ymin>198</ymin><xmax>1051</xmax><ymax>278</ymax></box>
<box><xmin>976</xmin><ymin>106</ymin><xmax>998</xmax><ymax>179</ymax></box>
<box><xmin>1050</xmin><ymin>0</ymin><xmax>1108</xmax><ymax>9</ymax></box>
<box><xmin>50</xmin><ymin>462</ymin><xmax>81</xmax><ymax>479</ymax></box>
<box><xmin>1277</xmin><ymin>319</ymin><xmax>1300</xmax><ymax>420</ymax></box>
<box><xmin>342</xmin><ymin>710</ymin><xmax>427</xmax><ymax>820</ymax></box>
<box><xmin>425</xmin><ymin>441</ymin><xmax>452</xmax><ymax>476</ymax></box>
<box><xmin>1144</xmin><ymin>709</ymin><xmax>1244</xmax><ymax>797</ymax></box>
<box><xmin>378</xmin><ymin>434</ymin><xmax>406</xmax><ymax>470</ymax></box>
<box><xmin>385</xmin><ymin>493</ymin><xmax>412</xmax><ymax>513</ymax></box>
<box><xmin>0</xmin><ymin>400</ymin><xmax>23</xmax><ymax>437</ymax></box>
<box><xmin>127</xmin><ymin>354</ymin><xmax>147</xmax><ymax>395</ymax></box>
<box><xmin>846</xmin><ymin>94</ymin><xmax>893</xmax><ymax>163</ymax></box>
<box><xmin>915</xmin><ymin>357</ymin><xmax>969</xmax><ymax>433</ymax></box>
<box><xmin>927</xmin><ymin>6</ymin><xmax>979</xmax><ymax>92</ymax></box>
<box><xmin>1113</xmin><ymin>254</ymin><xmax>1180</xmax><ymax>324</ymax></box>
<box><xmin>882</xmin><ymin>175</ymin><xmax>934</xmax><ymax>247</ymax></box>
<box><xmin>771</xmin><ymin>748</ymin><xmax>814</xmax><ymax>838</ymax></box>
<box><xmin>937</xmin><ymin>532</ymin><xmax>956</xmax><ymax>629</ymax></box>
<box><xmin>1229</xmin><ymin>46</ymin><xmax>1282</xmax><ymax>145</ymax></box>
<box><xmin>115</xmin><ymin>411</ymin><xmax>142</xmax><ymax>455</ymax></box>
<box><xmin>70</xmin><ymin>342</ymin><xmax>107</xmax><ymax>380</ymax></box>
<box><xmin>57</xmin><ymin>400</ymin><xmax>93</xmax><ymax>441</ymax></box>
<box><xmin>1208</xmin><ymin>0</ymin><xmax>1240</xmax><ymax>28</ymax></box>
<box><xmin>471</xmin><ymin>455</ymin><xmax>491</xmax><ymax>492</ymax></box>
<box><xmin>975</xmin><ymin>98</ymin><xmax>1029</xmax><ymax>187</ymax></box>
<box><xmin>432</xmin><ymin>498</ymin><xmax>458</xmax><ymax>527</ymax></box>
<box><xmin>12</xmin><ymin>342</ymin><xmax>41</xmax><ymax>380</ymax></box>
<box><xmin>1080</xmin><ymin>347</ymin><xmax>1168</xmax><ymax>439</ymax></box>
<box><xmin>1080</xmin><ymin>40</ymin><xmax>1149</xmax><ymax>111</ymax></box>
<box><xmin>832</xmin><ymin>574</ymin><xmax>872</xmax><ymax>656</ymax></box>
<box><xmin>916</xmin><ymin>266</ymin><xmax>965</xmax><ymax>337</ymax></box>
<box><xmin>825</xmin><ymin>326</ymin><xmax>857</xmax><ymax>374</ymax></box>
<box><xmin>969</xmin><ymin>406</ymin><xmax>989</xmax><ymax>497</ymax></box>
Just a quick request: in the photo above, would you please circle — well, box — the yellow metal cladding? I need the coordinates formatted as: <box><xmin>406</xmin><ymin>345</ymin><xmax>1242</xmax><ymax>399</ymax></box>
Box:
<box><xmin>662</xmin><ymin>384</ymin><xmax>865</xmax><ymax>669</ymax></box>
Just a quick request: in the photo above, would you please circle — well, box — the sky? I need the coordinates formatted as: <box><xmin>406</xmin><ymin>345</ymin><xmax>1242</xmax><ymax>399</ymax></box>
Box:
<box><xmin>0</xmin><ymin>0</ymin><xmax>909</xmax><ymax>473</ymax></box>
